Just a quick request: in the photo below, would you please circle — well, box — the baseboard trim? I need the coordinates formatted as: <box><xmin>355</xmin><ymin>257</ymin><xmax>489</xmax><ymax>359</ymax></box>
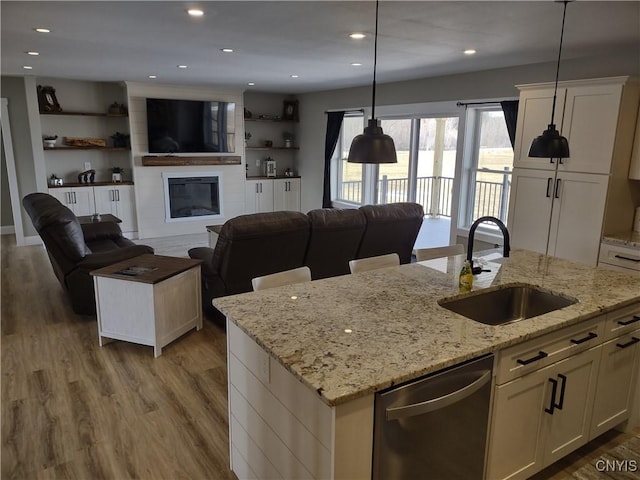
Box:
<box><xmin>0</xmin><ymin>225</ymin><xmax>15</xmax><ymax>235</ymax></box>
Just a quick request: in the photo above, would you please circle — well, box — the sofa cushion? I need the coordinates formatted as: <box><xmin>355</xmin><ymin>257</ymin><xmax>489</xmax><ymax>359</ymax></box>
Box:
<box><xmin>357</xmin><ymin>202</ymin><xmax>424</xmax><ymax>264</ymax></box>
<box><xmin>305</xmin><ymin>208</ymin><xmax>366</xmax><ymax>279</ymax></box>
<box><xmin>213</xmin><ymin>211</ymin><xmax>311</xmax><ymax>295</ymax></box>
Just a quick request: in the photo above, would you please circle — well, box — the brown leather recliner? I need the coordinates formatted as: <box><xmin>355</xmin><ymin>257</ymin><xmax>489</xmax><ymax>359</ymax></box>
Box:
<box><xmin>305</xmin><ymin>208</ymin><xmax>366</xmax><ymax>279</ymax></box>
<box><xmin>188</xmin><ymin>211</ymin><xmax>310</xmax><ymax>314</ymax></box>
<box><xmin>357</xmin><ymin>202</ymin><xmax>424</xmax><ymax>264</ymax></box>
<box><xmin>22</xmin><ymin>192</ymin><xmax>154</xmax><ymax>315</ymax></box>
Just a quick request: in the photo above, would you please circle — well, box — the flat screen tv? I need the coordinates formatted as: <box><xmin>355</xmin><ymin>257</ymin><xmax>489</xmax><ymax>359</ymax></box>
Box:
<box><xmin>146</xmin><ymin>98</ymin><xmax>236</xmax><ymax>154</ymax></box>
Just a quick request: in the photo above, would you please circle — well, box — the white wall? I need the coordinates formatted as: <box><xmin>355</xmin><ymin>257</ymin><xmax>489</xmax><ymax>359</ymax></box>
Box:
<box><xmin>297</xmin><ymin>52</ymin><xmax>640</xmax><ymax>213</ymax></box>
<box><xmin>125</xmin><ymin>82</ymin><xmax>246</xmax><ymax>239</ymax></box>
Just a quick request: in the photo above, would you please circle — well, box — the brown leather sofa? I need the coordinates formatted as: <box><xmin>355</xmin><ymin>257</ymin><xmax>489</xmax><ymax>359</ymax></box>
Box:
<box><xmin>23</xmin><ymin>192</ymin><xmax>154</xmax><ymax>315</ymax></box>
<box><xmin>189</xmin><ymin>202</ymin><xmax>423</xmax><ymax>313</ymax></box>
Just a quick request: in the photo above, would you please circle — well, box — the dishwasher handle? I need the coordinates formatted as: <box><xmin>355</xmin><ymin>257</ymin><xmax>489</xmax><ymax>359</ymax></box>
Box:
<box><xmin>385</xmin><ymin>369</ymin><xmax>491</xmax><ymax>421</ymax></box>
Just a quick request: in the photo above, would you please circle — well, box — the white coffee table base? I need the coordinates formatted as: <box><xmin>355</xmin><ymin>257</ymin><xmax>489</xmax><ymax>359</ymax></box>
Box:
<box><xmin>94</xmin><ymin>265</ymin><xmax>202</xmax><ymax>357</ymax></box>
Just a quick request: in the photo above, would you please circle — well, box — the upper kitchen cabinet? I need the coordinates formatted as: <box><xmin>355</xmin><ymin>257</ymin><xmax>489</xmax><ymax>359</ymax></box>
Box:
<box><xmin>514</xmin><ymin>77</ymin><xmax>640</xmax><ymax>174</ymax></box>
<box><xmin>629</xmin><ymin>103</ymin><xmax>640</xmax><ymax>180</ymax></box>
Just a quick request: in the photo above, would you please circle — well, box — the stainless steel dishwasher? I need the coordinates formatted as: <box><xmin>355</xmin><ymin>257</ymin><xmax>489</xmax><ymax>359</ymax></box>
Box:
<box><xmin>373</xmin><ymin>354</ymin><xmax>494</xmax><ymax>480</ymax></box>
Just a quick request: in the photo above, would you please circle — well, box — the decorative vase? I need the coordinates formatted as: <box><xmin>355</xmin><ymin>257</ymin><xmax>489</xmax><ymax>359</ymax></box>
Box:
<box><xmin>284</xmin><ymin>139</ymin><xmax>292</xmax><ymax>148</ymax></box>
<box><xmin>112</xmin><ymin>173</ymin><xmax>122</xmax><ymax>182</ymax></box>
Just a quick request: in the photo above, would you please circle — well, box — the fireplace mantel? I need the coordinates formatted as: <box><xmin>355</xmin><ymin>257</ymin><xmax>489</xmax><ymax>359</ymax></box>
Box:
<box><xmin>142</xmin><ymin>155</ymin><xmax>241</xmax><ymax>166</ymax></box>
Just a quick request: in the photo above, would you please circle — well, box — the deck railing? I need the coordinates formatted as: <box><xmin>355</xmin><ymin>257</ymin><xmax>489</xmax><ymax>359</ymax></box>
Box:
<box><xmin>339</xmin><ymin>172</ymin><xmax>511</xmax><ymax>221</ymax></box>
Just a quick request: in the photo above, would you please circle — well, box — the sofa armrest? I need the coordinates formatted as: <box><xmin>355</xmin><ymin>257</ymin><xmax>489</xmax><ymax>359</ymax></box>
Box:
<box><xmin>81</xmin><ymin>221</ymin><xmax>124</xmax><ymax>242</ymax></box>
<box><xmin>76</xmin><ymin>244</ymin><xmax>154</xmax><ymax>271</ymax></box>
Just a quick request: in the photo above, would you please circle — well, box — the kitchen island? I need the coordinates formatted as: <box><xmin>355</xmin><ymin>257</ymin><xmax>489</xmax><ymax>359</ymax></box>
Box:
<box><xmin>213</xmin><ymin>249</ymin><xmax>640</xmax><ymax>479</ymax></box>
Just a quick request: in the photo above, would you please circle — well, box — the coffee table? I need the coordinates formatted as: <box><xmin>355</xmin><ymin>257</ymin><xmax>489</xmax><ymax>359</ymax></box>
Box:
<box><xmin>91</xmin><ymin>254</ymin><xmax>202</xmax><ymax>357</ymax></box>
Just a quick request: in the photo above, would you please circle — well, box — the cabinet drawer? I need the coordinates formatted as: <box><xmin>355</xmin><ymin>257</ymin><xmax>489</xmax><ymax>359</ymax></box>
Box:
<box><xmin>496</xmin><ymin>317</ymin><xmax>604</xmax><ymax>384</ymax></box>
<box><xmin>599</xmin><ymin>243</ymin><xmax>640</xmax><ymax>273</ymax></box>
<box><xmin>603</xmin><ymin>303</ymin><xmax>640</xmax><ymax>341</ymax></box>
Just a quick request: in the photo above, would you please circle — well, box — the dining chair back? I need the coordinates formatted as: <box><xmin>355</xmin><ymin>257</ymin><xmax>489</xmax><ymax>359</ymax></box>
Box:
<box><xmin>415</xmin><ymin>244</ymin><xmax>465</xmax><ymax>261</ymax></box>
<box><xmin>252</xmin><ymin>266</ymin><xmax>312</xmax><ymax>291</ymax></box>
<box><xmin>349</xmin><ymin>253</ymin><xmax>400</xmax><ymax>274</ymax></box>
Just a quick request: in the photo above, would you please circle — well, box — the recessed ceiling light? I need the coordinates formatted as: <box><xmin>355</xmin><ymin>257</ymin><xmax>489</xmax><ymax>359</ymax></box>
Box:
<box><xmin>247</xmin><ymin>82</ymin><xmax>255</xmax><ymax>86</ymax></box>
<box><xmin>23</xmin><ymin>66</ymin><xmax>33</xmax><ymax>70</ymax></box>
<box><xmin>26</xmin><ymin>51</ymin><xmax>39</xmax><ymax>56</ymax></box>
<box><xmin>34</xmin><ymin>28</ymin><xmax>50</xmax><ymax>33</ymax></box>
<box><xmin>464</xmin><ymin>49</ymin><xmax>477</xmax><ymax>55</ymax></box>
<box><xmin>148</xmin><ymin>75</ymin><xmax>157</xmax><ymax>79</ymax></box>
<box><xmin>351</xmin><ymin>63</ymin><xmax>362</xmax><ymax>66</ymax></box>
<box><xmin>187</xmin><ymin>8</ymin><xmax>204</xmax><ymax>17</ymax></box>
<box><xmin>220</xmin><ymin>48</ymin><xmax>234</xmax><ymax>53</ymax></box>
<box><xmin>290</xmin><ymin>74</ymin><xmax>299</xmax><ymax>78</ymax></box>
<box><xmin>177</xmin><ymin>65</ymin><xmax>188</xmax><ymax>69</ymax></box>
<box><xmin>349</xmin><ymin>33</ymin><xmax>366</xmax><ymax>39</ymax></box>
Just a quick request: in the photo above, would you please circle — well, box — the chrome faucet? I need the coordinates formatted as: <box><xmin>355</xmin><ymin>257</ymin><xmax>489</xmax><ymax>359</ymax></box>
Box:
<box><xmin>467</xmin><ymin>216</ymin><xmax>510</xmax><ymax>273</ymax></box>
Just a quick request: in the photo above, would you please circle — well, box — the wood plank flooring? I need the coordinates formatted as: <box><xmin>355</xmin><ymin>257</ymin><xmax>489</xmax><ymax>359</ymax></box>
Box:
<box><xmin>1</xmin><ymin>233</ymin><xmax>638</xmax><ymax>480</ymax></box>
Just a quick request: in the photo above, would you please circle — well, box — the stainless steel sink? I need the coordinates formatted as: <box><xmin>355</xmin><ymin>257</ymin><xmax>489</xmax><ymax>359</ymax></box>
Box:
<box><xmin>438</xmin><ymin>284</ymin><xmax>578</xmax><ymax>326</ymax></box>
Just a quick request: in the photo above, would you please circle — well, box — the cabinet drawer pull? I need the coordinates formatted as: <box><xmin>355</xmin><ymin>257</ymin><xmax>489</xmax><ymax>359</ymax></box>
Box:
<box><xmin>556</xmin><ymin>374</ymin><xmax>567</xmax><ymax>410</ymax></box>
<box><xmin>616</xmin><ymin>337</ymin><xmax>640</xmax><ymax>349</ymax></box>
<box><xmin>570</xmin><ymin>332</ymin><xmax>597</xmax><ymax>345</ymax></box>
<box><xmin>545</xmin><ymin>377</ymin><xmax>558</xmax><ymax>414</ymax></box>
<box><xmin>613</xmin><ymin>254</ymin><xmax>640</xmax><ymax>263</ymax></box>
<box><xmin>545</xmin><ymin>178</ymin><xmax>552</xmax><ymax>198</ymax></box>
<box><xmin>516</xmin><ymin>351</ymin><xmax>548</xmax><ymax>365</ymax></box>
<box><xmin>554</xmin><ymin>178</ymin><xmax>561</xmax><ymax>199</ymax></box>
<box><xmin>617</xmin><ymin>316</ymin><xmax>640</xmax><ymax>326</ymax></box>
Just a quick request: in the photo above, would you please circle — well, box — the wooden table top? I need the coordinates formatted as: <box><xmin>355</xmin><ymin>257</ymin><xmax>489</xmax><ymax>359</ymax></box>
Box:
<box><xmin>90</xmin><ymin>254</ymin><xmax>202</xmax><ymax>284</ymax></box>
<box><xmin>77</xmin><ymin>213</ymin><xmax>121</xmax><ymax>224</ymax></box>
<box><xmin>206</xmin><ymin>224</ymin><xmax>223</xmax><ymax>234</ymax></box>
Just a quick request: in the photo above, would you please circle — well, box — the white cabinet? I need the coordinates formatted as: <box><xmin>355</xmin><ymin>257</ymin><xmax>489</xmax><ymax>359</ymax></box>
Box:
<box><xmin>513</xmin><ymin>86</ymin><xmax>565</xmax><ymax>171</ymax></box>
<box><xmin>488</xmin><ymin>339</ymin><xmax>601</xmax><ymax>480</ymax></box>
<box><xmin>590</xmin><ymin>330</ymin><xmax>640</xmax><ymax>439</ymax></box>
<box><xmin>629</xmin><ymin>103</ymin><xmax>640</xmax><ymax>179</ymax></box>
<box><xmin>245</xmin><ymin>177</ymin><xmax>302</xmax><ymax>214</ymax></box>
<box><xmin>598</xmin><ymin>242</ymin><xmax>640</xmax><ymax>276</ymax></box>
<box><xmin>508</xmin><ymin>169</ymin><xmax>608</xmax><ymax>264</ymax></box>
<box><xmin>48</xmin><ymin>186</ymin><xmax>95</xmax><ymax>216</ymax></box>
<box><xmin>245</xmin><ymin>179</ymin><xmax>274</xmax><ymax>214</ymax></box>
<box><xmin>273</xmin><ymin>178</ymin><xmax>301</xmax><ymax>211</ymax></box>
<box><xmin>93</xmin><ymin>185</ymin><xmax>136</xmax><ymax>232</ymax></box>
<box><xmin>514</xmin><ymin>80</ymin><xmax>627</xmax><ymax>175</ymax></box>
<box><xmin>509</xmin><ymin>77</ymin><xmax>640</xmax><ymax>265</ymax></box>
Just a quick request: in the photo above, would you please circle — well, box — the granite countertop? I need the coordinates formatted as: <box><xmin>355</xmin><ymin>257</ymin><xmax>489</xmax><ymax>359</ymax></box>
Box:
<box><xmin>213</xmin><ymin>249</ymin><xmax>640</xmax><ymax>407</ymax></box>
<box><xmin>602</xmin><ymin>231</ymin><xmax>640</xmax><ymax>249</ymax></box>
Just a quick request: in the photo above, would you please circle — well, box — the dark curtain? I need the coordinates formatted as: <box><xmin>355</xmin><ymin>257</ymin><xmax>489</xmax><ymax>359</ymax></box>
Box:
<box><xmin>322</xmin><ymin>111</ymin><xmax>345</xmax><ymax>208</ymax></box>
<box><xmin>500</xmin><ymin>100</ymin><xmax>519</xmax><ymax>149</ymax></box>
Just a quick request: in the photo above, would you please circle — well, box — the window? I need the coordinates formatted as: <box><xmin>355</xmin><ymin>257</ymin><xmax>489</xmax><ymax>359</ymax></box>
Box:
<box><xmin>461</xmin><ymin>106</ymin><xmax>513</xmax><ymax>228</ymax></box>
<box><xmin>333</xmin><ymin>114</ymin><xmax>364</xmax><ymax>204</ymax></box>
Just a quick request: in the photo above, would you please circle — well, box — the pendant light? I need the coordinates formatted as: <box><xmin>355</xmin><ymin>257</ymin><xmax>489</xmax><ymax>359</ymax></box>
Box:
<box><xmin>528</xmin><ymin>0</ymin><xmax>571</xmax><ymax>159</ymax></box>
<box><xmin>347</xmin><ymin>0</ymin><xmax>397</xmax><ymax>164</ymax></box>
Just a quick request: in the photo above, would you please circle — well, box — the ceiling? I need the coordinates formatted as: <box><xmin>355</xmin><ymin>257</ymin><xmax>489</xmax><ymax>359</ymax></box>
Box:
<box><xmin>1</xmin><ymin>1</ymin><xmax>639</xmax><ymax>94</ymax></box>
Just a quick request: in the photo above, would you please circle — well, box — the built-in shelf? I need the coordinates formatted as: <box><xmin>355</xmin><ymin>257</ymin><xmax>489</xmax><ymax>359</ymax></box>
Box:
<box><xmin>48</xmin><ymin>181</ymin><xmax>134</xmax><ymax>188</ymax></box>
<box><xmin>246</xmin><ymin>147</ymin><xmax>299</xmax><ymax>151</ymax></box>
<box><xmin>141</xmin><ymin>156</ymin><xmax>242</xmax><ymax>166</ymax></box>
<box><xmin>40</xmin><ymin>111</ymin><xmax>128</xmax><ymax>118</ymax></box>
<box><xmin>44</xmin><ymin>146</ymin><xmax>129</xmax><ymax>151</ymax></box>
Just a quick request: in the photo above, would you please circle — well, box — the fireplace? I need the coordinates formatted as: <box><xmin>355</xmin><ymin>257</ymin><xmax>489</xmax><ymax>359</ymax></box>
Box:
<box><xmin>162</xmin><ymin>172</ymin><xmax>224</xmax><ymax>222</ymax></box>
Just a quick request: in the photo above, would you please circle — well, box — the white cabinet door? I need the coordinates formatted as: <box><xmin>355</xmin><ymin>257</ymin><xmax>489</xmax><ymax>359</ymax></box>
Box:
<box><xmin>560</xmin><ymin>83</ymin><xmax>623</xmax><ymax>174</ymax></box>
<box><xmin>48</xmin><ymin>187</ymin><xmax>95</xmax><ymax>216</ymax></box>
<box><xmin>590</xmin><ymin>330</ymin><xmax>640</xmax><ymax>439</ymax></box>
<box><xmin>273</xmin><ymin>178</ymin><xmax>301</xmax><ymax>212</ymax></box>
<box><xmin>542</xmin><ymin>346</ymin><xmax>600</xmax><ymax>466</ymax></box>
<box><xmin>487</xmin><ymin>367</ymin><xmax>549</xmax><ymax>480</ymax></box>
<box><xmin>513</xmin><ymin>87</ymin><xmax>566</xmax><ymax>170</ymax></box>
<box><xmin>547</xmin><ymin>172</ymin><xmax>608</xmax><ymax>266</ymax></box>
<box><xmin>507</xmin><ymin>168</ymin><xmax>554</xmax><ymax>255</ymax></box>
<box><xmin>245</xmin><ymin>180</ymin><xmax>274</xmax><ymax>214</ymax></box>
<box><xmin>94</xmin><ymin>185</ymin><xmax>136</xmax><ymax>232</ymax></box>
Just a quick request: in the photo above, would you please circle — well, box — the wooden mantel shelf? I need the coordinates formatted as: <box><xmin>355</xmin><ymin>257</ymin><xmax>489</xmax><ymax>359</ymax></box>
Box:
<box><xmin>141</xmin><ymin>156</ymin><xmax>241</xmax><ymax>166</ymax></box>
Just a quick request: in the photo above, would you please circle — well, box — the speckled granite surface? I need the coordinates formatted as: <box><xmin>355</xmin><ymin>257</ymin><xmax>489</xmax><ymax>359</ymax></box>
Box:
<box><xmin>213</xmin><ymin>249</ymin><xmax>640</xmax><ymax>406</ymax></box>
<box><xmin>603</xmin><ymin>231</ymin><xmax>640</xmax><ymax>249</ymax></box>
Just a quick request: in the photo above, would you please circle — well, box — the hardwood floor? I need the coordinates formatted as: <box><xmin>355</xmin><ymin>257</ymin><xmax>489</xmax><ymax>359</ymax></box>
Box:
<box><xmin>1</xmin><ymin>235</ymin><xmax>234</xmax><ymax>479</ymax></box>
<box><xmin>1</xmin><ymin>233</ymin><xmax>638</xmax><ymax>480</ymax></box>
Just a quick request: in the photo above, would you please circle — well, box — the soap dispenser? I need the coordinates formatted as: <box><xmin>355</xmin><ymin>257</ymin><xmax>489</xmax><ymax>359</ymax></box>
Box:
<box><xmin>459</xmin><ymin>260</ymin><xmax>473</xmax><ymax>292</ymax></box>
